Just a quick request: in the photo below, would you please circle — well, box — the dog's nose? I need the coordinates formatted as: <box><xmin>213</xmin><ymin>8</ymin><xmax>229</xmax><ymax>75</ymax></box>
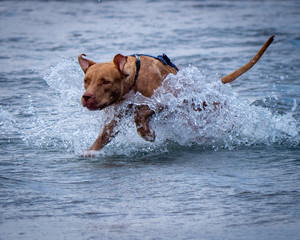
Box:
<box><xmin>82</xmin><ymin>93</ymin><xmax>93</xmax><ymax>101</ymax></box>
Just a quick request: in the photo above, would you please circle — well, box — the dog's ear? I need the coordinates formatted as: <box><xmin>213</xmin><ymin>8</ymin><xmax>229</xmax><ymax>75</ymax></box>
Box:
<box><xmin>113</xmin><ymin>54</ymin><xmax>129</xmax><ymax>77</ymax></box>
<box><xmin>78</xmin><ymin>54</ymin><xmax>96</xmax><ymax>74</ymax></box>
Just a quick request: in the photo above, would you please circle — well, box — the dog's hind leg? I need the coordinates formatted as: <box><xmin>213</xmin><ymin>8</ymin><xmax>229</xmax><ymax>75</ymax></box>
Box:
<box><xmin>221</xmin><ymin>35</ymin><xmax>274</xmax><ymax>84</ymax></box>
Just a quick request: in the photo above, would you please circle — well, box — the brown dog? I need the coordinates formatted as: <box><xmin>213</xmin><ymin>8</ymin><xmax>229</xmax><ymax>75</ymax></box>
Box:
<box><xmin>78</xmin><ymin>36</ymin><xmax>274</xmax><ymax>153</ymax></box>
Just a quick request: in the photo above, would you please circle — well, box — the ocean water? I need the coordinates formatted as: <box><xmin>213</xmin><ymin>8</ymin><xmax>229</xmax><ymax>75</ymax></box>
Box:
<box><xmin>0</xmin><ymin>0</ymin><xmax>300</xmax><ymax>239</ymax></box>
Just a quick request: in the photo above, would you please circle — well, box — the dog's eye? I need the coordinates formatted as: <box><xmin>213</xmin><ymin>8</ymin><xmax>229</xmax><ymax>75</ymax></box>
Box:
<box><xmin>102</xmin><ymin>80</ymin><xmax>110</xmax><ymax>85</ymax></box>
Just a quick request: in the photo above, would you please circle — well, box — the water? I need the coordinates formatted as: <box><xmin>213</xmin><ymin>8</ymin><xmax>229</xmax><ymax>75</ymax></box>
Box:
<box><xmin>0</xmin><ymin>0</ymin><xmax>300</xmax><ymax>239</ymax></box>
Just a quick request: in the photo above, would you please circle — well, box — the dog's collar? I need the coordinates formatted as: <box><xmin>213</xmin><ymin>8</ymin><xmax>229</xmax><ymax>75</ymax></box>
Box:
<box><xmin>132</xmin><ymin>53</ymin><xmax>179</xmax><ymax>71</ymax></box>
<box><xmin>132</xmin><ymin>54</ymin><xmax>141</xmax><ymax>84</ymax></box>
<box><xmin>130</xmin><ymin>53</ymin><xmax>179</xmax><ymax>86</ymax></box>
<box><xmin>126</xmin><ymin>54</ymin><xmax>178</xmax><ymax>96</ymax></box>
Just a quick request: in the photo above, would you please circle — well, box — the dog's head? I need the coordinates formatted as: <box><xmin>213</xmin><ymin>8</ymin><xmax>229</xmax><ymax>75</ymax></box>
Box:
<box><xmin>78</xmin><ymin>54</ymin><xmax>133</xmax><ymax>111</ymax></box>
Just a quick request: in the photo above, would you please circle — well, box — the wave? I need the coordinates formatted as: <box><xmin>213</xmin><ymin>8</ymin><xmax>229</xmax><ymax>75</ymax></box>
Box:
<box><xmin>4</xmin><ymin>59</ymin><xmax>298</xmax><ymax>156</ymax></box>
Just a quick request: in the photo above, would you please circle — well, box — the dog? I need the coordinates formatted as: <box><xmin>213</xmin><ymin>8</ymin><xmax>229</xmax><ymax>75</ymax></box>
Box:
<box><xmin>78</xmin><ymin>36</ymin><xmax>274</xmax><ymax>153</ymax></box>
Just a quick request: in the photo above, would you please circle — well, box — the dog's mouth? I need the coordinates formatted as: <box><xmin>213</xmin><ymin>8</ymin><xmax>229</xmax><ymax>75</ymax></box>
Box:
<box><xmin>81</xmin><ymin>93</ymin><xmax>119</xmax><ymax>111</ymax></box>
<box><xmin>85</xmin><ymin>103</ymin><xmax>107</xmax><ymax>111</ymax></box>
<box><xmin>84</xmin><ymin>101</ymin><xmax>108</xmax><ymax>111</ymax></box>
<box><xmin>86</xmin><ymin>105</ymin><xmax>98</xmax><ymax>111</ymax></box>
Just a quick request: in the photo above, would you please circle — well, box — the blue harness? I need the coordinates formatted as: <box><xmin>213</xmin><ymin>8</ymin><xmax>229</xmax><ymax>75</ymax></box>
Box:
<box><xmin>131</xmin><ymin>54</ymin><xmax>179</xmax><ymax>83</ymax></box>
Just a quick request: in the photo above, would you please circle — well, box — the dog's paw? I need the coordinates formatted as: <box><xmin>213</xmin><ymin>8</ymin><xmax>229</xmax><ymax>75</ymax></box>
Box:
<box><xmin>138</xmin><ymin>128</ymin><xmax>156</xmax><ymax>142</ymax></box>
<box><xmin>81</xmin><ymin>150</ymin><xmax>97</xmax><ymax>157</ymax></box>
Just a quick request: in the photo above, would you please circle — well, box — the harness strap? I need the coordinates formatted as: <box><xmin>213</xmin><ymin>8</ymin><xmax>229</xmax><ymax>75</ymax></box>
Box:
<box><xmin>131</xmin><ymin>53</ymin><xmax>179</xmax><ymax>85</ymax></box>
<box><xmin>156</xmin><ymin>54</ymin><xmax>179</xmax><ymax>71</ymax></box>
<box><xmin>132</xmin><ymin>54</ymin><xmax>141</xmax><ymax>84</ymax></box>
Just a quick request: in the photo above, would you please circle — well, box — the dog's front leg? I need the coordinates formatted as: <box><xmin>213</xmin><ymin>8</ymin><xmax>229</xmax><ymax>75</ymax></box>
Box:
<box><xmin>134</xmin><ymin>105</ymin><xmax>156</xmax><ymax>142</ymax></box>
<box><xmin>89</xmin><ymin>118</ymin><xmax>119</xmax><ymax>151</ymax></box>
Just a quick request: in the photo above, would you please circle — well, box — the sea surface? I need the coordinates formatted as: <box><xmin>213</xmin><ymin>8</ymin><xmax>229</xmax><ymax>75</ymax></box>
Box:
<box><xmin>0</xmin><ymin>0</ymin><xmax>300</xmax><ymax>239</ymax></box>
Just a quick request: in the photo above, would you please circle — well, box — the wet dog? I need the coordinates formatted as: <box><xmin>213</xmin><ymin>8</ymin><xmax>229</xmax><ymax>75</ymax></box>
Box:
<box><xmin>78</xmin><ymin>36</ymin><xmax>274</xmax><ymax>153</ymax></box>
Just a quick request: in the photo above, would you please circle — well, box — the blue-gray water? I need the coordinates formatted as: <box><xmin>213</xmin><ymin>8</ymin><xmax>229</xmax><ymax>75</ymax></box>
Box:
<box><xmin>0</xmin><ymin>0</ymin><xmax>300</xmax><ymax>239</ymax></box>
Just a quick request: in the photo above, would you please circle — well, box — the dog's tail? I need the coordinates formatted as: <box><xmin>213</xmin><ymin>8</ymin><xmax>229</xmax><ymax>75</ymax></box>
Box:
<box><xmin>221</xmin><ymin>35</ymin><xmax>275</xmax><ymax>84</ymax></box>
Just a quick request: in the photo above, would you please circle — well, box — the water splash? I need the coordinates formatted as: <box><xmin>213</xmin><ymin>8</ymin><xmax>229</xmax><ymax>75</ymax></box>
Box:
<box><xmin>0</xmin><ymin>108</ymin><xmax>17</xmax><ymax>137</ymax></box>
<box><xmin>115</xmin><ymin>66</ymin><xmax>299</xmax><ymax>151</ymax></box>
<box><xmin>20</xmin><ymin>59</ymin><xmax>102</xmax><ymax>153</ymax></box>
<box><xmin>18</xmin><ymin>60</ymin><xmax>300</xmax><ymax>155</ymax></box>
